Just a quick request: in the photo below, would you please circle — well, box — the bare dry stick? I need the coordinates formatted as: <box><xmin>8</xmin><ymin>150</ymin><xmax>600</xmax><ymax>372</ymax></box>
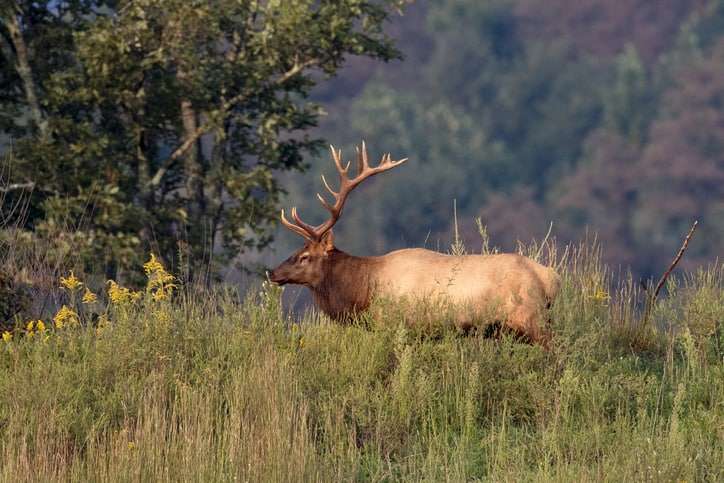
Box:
<box><xmin>642</xmin><ymin>220</ymin><xmax>699</xmax><ymax>325</ymax></box>
<box><xmin>534</xmin><ymin>221</ymin><xmax>554</xmax><ymax>262</ymax></box>
<box><xmin>653</xmin><ymin>220</ymin><xmax>699</xmax><ymax>300</ymax></box>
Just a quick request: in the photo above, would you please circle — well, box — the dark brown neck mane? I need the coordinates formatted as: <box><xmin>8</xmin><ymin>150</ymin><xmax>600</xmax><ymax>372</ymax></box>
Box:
<box><xmin>311</xmin><ymin>249</ymin><xmax>374</xmax><ymax>320</ymax></box>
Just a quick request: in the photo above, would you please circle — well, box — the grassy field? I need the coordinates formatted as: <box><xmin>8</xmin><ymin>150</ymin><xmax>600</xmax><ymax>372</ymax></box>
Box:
<box><xmin>0</xmin><ymin>242</ymin><xmax>722</xmax><ymax>482</ymax></box>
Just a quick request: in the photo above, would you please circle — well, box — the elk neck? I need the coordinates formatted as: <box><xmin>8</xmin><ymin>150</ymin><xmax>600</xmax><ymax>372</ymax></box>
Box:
<box><xmin>311</xmin><ymin>248</ymin><xmax>376</xmax><ymax>320</ymax></box>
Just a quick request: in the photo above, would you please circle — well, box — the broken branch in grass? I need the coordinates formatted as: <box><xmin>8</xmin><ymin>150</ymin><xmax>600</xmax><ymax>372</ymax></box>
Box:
<box><xmin>652</xmin><ymin>220</ymin><xmax>698</xmax><ymax>301</ymax></box>
<box><xmin>641</xmin><ymin>220</ymin><xmax>698</xmax><ymax>325</ymax></box>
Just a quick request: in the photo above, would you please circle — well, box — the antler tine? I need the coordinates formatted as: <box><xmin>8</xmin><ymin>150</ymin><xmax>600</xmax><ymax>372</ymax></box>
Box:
<box><xmin>329</xmin><ymin>145</ymin><xmax>340</xmax><ymax>171</ymax></box>
<box><xmin>381</xmin><ymin>153</ymin><xmax>408</xmax><ymax>168</ymax></box>
<box><xmin>316</xmin><ymin>192</ymin><xmax>335</xmax><ymax>213</ymax></box>
<box><xmin>320</xmin><ymin>174</ymin><xmax>337</xmax><ymax>197</ymax></box>
<box><xmin>356</xmin><ymin>145</ymin><xmax>363</xmax><ymax>175</ymax></box>
<box><xmin>291</xmin><ymin>207</ymin><xmax>319</xmax><ymax>236</ymax></box>
<box><xmin>356</xmin><ymin>140</ymin><xmax>370</xmax><ymax>175</ymax></box>
<box><xmin>317</xmin><ymin>173</ymin><xmax>339</xmax><ymax>215</ymax></box>
<box><xmin>379</xmin><ymin>153</ymin><xmax>390</xmax><ymax>167</ymax></box>
<box><xmin>342</xmin><ymin>147</ymin><xmax>351</xmax><ymax>172</ymax></box>
<box><xmin>329</xmin><ymin>145</ymin><xmax>350</xmax><ymax>175</ymax></box>
<box><xmin>280</xmin><ymin>208</ymin><xmax>314</xmax><ymax>241</ymax></box>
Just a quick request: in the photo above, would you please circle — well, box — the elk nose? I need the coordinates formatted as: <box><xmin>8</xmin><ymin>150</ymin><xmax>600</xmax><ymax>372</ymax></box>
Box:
<box><xmin>268</xmin><ymin>270</ymin><xmax>287</xmax><ymax>285</ymax></box>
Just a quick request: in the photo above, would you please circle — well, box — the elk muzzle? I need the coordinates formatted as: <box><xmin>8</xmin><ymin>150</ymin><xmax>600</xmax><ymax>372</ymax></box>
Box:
<box><xmin>268</xmin><ymin>267</ymin><xmax>290</xmax><ymax>285</ymax></box>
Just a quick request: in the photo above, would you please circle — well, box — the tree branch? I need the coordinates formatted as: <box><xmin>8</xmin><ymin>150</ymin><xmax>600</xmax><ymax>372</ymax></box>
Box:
<box><xmin>651</xmin><ymin>220</ymin><xmax>698</xmax><ymax>300</ymax></box>
<box><xmin>641</xmin><ymin>220</ymin><xmax>699</xmax><ymax>325</ymax></box>
<box><xmin>147</xmin><ymin>57</ymin><xmax>319</xmax><ymax>188</ymax></box>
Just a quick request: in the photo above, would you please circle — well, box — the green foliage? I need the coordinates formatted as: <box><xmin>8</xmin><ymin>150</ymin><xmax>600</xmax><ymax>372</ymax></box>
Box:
<box><xmin>1</xmin><ymin>0</ymin><xmax>404</xmax><ymax>277</ymax></box>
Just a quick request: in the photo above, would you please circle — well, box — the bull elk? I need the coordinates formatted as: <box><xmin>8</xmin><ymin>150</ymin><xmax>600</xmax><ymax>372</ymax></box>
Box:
<box><xmin>270</xmin><ymin>143</ymin><xmax>560</xmax><ymax>345</ymax></box>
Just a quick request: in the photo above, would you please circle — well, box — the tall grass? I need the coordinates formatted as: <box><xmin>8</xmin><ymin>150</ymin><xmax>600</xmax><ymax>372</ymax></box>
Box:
<box><xmin>0</xmin><ymin>239</ymin><xmax>722</xmax><ymax>482</ymax></box>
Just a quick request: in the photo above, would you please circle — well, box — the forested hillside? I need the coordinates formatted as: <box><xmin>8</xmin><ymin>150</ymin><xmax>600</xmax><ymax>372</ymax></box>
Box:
<box><xmin>281</xmin><ymin>0</ymin><xmax>724</xmax><ymax>278</ymax></box>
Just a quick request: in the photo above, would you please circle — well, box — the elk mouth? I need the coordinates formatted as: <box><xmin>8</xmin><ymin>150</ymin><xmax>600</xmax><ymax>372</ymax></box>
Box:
<box><xmin>268</xmin><ymin>271</ymin><xmax>289</xmax><ymax>285</ymax></box>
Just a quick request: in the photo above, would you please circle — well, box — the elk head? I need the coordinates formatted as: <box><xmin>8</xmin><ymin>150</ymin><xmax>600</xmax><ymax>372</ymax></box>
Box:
<box><xmin>270</xmin><ymin>142</ymin><xmax>407</xmax><ymax>288</ymax></box>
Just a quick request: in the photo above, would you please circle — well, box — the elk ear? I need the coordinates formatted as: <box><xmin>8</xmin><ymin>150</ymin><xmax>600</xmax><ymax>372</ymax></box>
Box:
<box><xmin>321</xmin><ymin>230</ymin><xmax>335</xmax><ymax>253</ymax></box>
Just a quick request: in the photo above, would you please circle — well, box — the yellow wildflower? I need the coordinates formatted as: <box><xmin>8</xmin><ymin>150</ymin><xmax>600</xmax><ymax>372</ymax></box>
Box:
<box><xmin>590</xmin><ymin>288</ymin><xmax>610</xmax><ymax>303</ymax></box>
<box><xmin>107</xmin><ymin>280</ymin><xmax>142</xmax><ymax>305</ymax></box>
<box><xmin>26</xmin><ymin>320</ymin><xmax>34</xmax><ymax>332</ymax></box>
<box><xmin>60</xmin><ymin>271</ymin><xmax>83</xmax><ymax>292</ymax></box>
<box><xmin>2</xmin><ymin>331</ymin><xmax>12</xmax><ymax>342</ymax></box>
<box><xmin>151</xmin><ymin>288</ymin><xmax>173</xmax><ymax>302</ymax></box>
<box><xmin>143</xmin><ymin>253</ymin><xmax>165</xmax><ymax>276</ymax></box>
<box><xmin>54</xmin><ymin>305</ymin><xmax>80</xmax><ymax>328</ymax></box>
<box><xmin>82</xmin><ymin>287</ymin><xmax>98</xmax><ymax>304</ymax></box>
<box><xmin>143</xmin><ymin>254</ymin><xmax>177</xmax><ymax>302</ymax></box>
<box><xmin>127</xmin><ymin>442</ymin><xmax>136</xmax><ymax>451</ymax></box>
<box><xmin>36</xmin><ymin>320</ymin><xmax>46</xmax><ymax>332</ymax></box>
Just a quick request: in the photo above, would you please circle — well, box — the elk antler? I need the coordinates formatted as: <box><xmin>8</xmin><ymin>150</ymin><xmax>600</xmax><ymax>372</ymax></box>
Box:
<box><xmin>280</xmin><ymin>141</ymin><xmax>407</xmax><ymax>241</ymax></box>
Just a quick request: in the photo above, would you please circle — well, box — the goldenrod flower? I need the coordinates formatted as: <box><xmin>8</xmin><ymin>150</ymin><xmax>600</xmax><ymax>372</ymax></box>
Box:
<box><xmin>54</xmin><ymin>305</ymin><xmax>79</xmax><ymax>328</ymax></box>
<box><xmin>82</xmin><ymin>287</ymin><xmax>98</xmax><ymax>304</ymax></box>
<box><xmin>143</xmin><ymin>254</ymin><xmax>165</xmax><ymax>276</ymax></box>
<box><xmin>144</xmin><ymin>254</ymin><xmax>177</xmax><ymax>302</ymax></box>
<box><xmin>590</xmin><ymin>288</ymin><xmax>610</xmax><ymax>303</ymax></box>
<box><xmin>60</xmin><ymin>271</ymin><xmax>83</xmax><ymax>291</ymax></box>
<box><xmin>36</xmin><ymin>320</ymin><xmax>46</xmax><ymax>332</ymax></box>
<box><xmin>2</xmin><ymin>331</ymin><xmax>12</xmax><ymax>342</ymax></box>
<box><xmin>151</xmin><ymin>288</ymin><xmax>173</xmax><ymax>302</ymax></box>
<box><xmin>107</xmin><ymin>280</ymin><xmax>141</xmax><ymax>305</ymax></box>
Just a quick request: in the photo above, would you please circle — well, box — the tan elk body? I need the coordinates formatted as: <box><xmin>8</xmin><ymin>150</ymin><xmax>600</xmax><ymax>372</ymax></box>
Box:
<box><xmin>270</xmin><ymin>143</ymin><xmax>560</xmax><ymax>345</ymax></box>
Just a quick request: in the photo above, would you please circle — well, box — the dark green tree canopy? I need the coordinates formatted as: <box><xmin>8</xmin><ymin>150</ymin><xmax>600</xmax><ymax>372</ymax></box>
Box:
<box><xmin>1</xmin><ymin>0</ymin><xmax>403</xmax><ymax>279</ymax></box>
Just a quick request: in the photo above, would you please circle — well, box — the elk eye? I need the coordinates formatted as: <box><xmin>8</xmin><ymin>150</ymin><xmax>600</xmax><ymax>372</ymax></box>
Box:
<box><xmin>299</xmin><ymin>254</ymin><xmax>310</xmax><ymax>263</ymax></box>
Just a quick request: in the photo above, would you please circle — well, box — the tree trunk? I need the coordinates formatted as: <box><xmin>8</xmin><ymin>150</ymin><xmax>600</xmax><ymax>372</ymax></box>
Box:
<box><xmin>180</xmin><ymin>97</ymin><xmax>207</xmax><ymax>220</ymax></box>
<box><xmin>179</xmin><ymin>96</ymin><xmax>208</xmax><ymax>278</ymax></box>
<box><xmin>2</xmin><ymin>8</ymin><xmax>48</xmax><ymax>139</ymax></box>
<box><xmin>135</xmin><ymin>125</ymin><xmax>155</xmax><ymax>250</ymax></box>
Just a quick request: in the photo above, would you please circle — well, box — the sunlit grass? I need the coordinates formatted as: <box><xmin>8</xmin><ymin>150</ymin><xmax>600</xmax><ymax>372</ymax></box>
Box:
<box><xmin>0</xmin><ymin>244</ymin><xmax>722</xmax><ymax>481</ymax></box>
